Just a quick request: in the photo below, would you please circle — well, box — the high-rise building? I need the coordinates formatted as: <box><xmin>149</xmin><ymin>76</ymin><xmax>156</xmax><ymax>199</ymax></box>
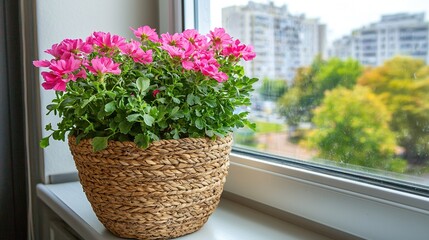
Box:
<box><xmin>330</xmin><ymin>13</ymin><xmax>429</xmax><ymax>65</ymax></box>
<box><xmin>222</xmin><ymin>1</ymin><xmax>326</xmax><ymax>84</ymax></box>
<box><xmin>300</xmin><ymin>18</ymin><xmax>327</xmax><ymax>67</ymax></box>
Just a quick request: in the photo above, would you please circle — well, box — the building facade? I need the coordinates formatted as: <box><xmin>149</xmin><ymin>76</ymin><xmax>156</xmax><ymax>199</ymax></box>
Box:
<box><xmin>222</xmin><ymin>1</ymin><xmax>326</xmax><ymax>84</ymax></box>
<box><xmin>330</xmin><ymin>13</ymin><xmax>429</xmax><ymax>66</ymax></box>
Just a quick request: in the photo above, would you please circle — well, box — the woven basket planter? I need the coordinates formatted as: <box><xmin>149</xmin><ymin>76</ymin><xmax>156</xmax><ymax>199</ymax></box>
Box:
<box><xmin>68</xmin><ymin>134</ymin><xmax>232</xmax><ymax>240</ymax></box>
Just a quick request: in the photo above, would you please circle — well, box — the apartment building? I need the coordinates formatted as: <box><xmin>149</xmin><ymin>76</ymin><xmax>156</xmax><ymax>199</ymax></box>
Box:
<box><xmin>330</xmin><ymin>13</ymin><xmax>429</xmax><ymax>65</ymax></box>
<box><xmin>222</xmin><ymin>1</ymin><xmax>326</xmax><ymax>83</ymax></box>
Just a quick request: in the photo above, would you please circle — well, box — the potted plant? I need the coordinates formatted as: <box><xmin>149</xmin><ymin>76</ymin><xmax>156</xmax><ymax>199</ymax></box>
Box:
<box><xmin>34</xmin><ymin>26</ymin><xmax>257</xmax><ymax>239</ymax></box>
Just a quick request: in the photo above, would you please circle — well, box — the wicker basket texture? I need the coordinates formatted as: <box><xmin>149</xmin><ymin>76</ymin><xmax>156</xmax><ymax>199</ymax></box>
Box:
<box><xmin>68</xmin><ymin>135</ymin><xmax>232</xmax><ymax>240</ymax></box>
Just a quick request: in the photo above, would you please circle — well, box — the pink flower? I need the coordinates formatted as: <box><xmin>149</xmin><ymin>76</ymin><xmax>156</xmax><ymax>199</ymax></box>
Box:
<box><xmin>181</xmin><ymin>41</ymin><xmax>196</xmax><ymax>59</ymax></box>
<box><xmin>45</xmin><ymin>39</ymin><xmax>92</xmax><ymax>59</ymax></box>
<box><xmin>152</xmin><ymin>89</ymin><xmax>160</xmax><ymax>97</ymax></box>
<box><xmin>194</xmin><ymin>51</ymin><xmax>219</xmax><ymax>69</ymax></box>
<box><xmin>39</xmin><ymin>56</ymin><xmax>86</xmax><ymax>91</ymax></box>
<box><xmin>208</xmin><ymin>28</ymin><xmax>232</xmax><ymax>50</ymax></box>
<box><xmin>44</xmin><ymin>43</ymin><xmax>62</xmax><ymax>59</ymax></box>
<box><xmin>86</xmin><ymin>32</ymin><xmax>126</xmax><ymax>53</ymax></box>
<box><xmin>61</xmin><ymin>39</ymin><xmax>93</xmax><ymax>56</ymax></box>
<box><xmin>41</xmin><ymin>72</ymin><xmax>67</xmax><ymax>91</ymax></box>
<box><xmin>49</xmin><ymin>56</ymin><xmax>83</xmax><ymax>75</ymax></box>
<box><xmin>192</xmin><ymin>55</ymin><xmax>227</xmax><ymax>82</ymax></box>
<box><xmin>182</xmin><ymin>29</ymin><xmax>208</xmax><ymax>49</ymax></box>
<box><xmin>181</xmin><ymin>60</ymin><xmax>194</xmax><ymax>70</ymax></box>
<box><xmin>212</xmin><ymin>72</ymin><xmax>228</xmax><ymax>82</ymax></box>
<box><xmin>160</xmin><ymin>32</ymin><xmax>185</xmax><ymax>47</ymax></box>
<box><xmin>33</xmin><ymin>60</ymin><xmax>51</xmax><ymax>67</ymax></box>
<box><xmin>120</xmin><ymin>40</ymin><xmax>153</xmax><ymax>64</ymax></box>
<box><xmin>35</xmin><ymin>39</ymin><xmax>92</xmax><ymax>69</ymax></box>
<box><xmin>222</xmin><ymin>39</ymin><xmax>256</xmax><ymax>61</ymax></box>
<box><xmin>200</xmin><ymin>63</ymin><xmax>218</xmax><ymax>78</ymax></box>
<box><xmin>130</xmin><ymin>26</ymin><xmax>159</xmax><ymax>42</ymax></box>
<box><xmin>241</xmin><ymin>45</ymin><xmax>256</xmax><ymax>61</ymax></box>
<box><xmin>161</xmin><ymin>44</ymin><xmax>183</xmax><ymax>58</ymax></box>
<box><xmin>85</xmin><ymin>57</ymin><xmax>121</xmax><ymax>75</ymax></box>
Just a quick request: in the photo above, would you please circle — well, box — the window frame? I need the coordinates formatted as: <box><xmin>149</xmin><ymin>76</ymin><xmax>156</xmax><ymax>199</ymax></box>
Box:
<box><xmin>185</xmin><ymin>0</ymin><xmax>429</xmax><ymax>238</ymax></box>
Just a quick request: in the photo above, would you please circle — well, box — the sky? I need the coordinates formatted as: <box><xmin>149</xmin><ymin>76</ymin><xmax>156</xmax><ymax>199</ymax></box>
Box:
<box><xmin>210</xmin><ymin>0</ymin><xmax>429</xmax><ymax>43</ymax></box>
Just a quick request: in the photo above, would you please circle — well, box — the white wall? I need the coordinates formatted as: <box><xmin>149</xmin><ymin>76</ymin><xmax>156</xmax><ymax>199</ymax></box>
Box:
<box><xmin>36</xmin><ymin>0</ymin><xmax>159</xmax><ymax>181</ymax></box>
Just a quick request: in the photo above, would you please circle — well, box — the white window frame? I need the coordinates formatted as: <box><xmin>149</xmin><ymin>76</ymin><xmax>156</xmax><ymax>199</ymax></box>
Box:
<box><xmin>184</xmin><ymin>1</ymin><xmax>429</xmax><ymax>239</ymax></box>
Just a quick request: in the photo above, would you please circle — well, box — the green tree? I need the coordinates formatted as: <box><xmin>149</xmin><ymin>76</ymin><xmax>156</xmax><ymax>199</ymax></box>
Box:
<box><xmin>315</xmin><ymin>58</ymin><xmax>363</xmax><ymax>93</ymax></box>
<box><xmin>278</xmin><ymin>57</ymin><xmax>363</xmax><ymax>127</ymax></box>
<box><xmin>358</xmin><ymin>56</ymin><xmax>429</xmax><ymax>163</ymax></box>
<box><xmin>258</xmin><ymin>78</ymin><xmax>288</xmax><ymax>101</ymax></box>
<box><xmin>277</xmin><ymin>58</ymin><xmax>324</xmax><ymax>126</ymax></box>
<box><xmin>308</xmin><ymin>86</ymin><xmax>406</xmax><ymax>172</ymax></box>
<box><xmin>358</xmin><ymin>56</ymin><xmax>425</xmax><ymax>92</ymax></box>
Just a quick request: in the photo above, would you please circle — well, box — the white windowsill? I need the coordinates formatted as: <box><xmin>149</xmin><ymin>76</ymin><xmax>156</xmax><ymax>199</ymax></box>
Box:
<box><xmin>226</xmin><ymin>153</ymin><xmax>429</xmax><ymax>239</ymax></box>
<box><xmin>37</xmin><ymin>182</ymin><xmax>332</xmax><ymax>240</ymax></box>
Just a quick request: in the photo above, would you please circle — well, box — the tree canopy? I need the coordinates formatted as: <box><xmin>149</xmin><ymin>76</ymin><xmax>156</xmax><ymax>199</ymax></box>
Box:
<box><xmin>308</xmin><ymin>86</ymin><xmax>406</xmax><ymax>172</ymax></box>
<box><xmin>358</xmin><ymin>56</ymin><xmax>429</xmax><ymax>163</ymax></box>
<box><xmin>278</xmin><ymin>57</ymin><xmax>363</xmax><ymax>126</ymax></box>
<box><xmin>276</xmin><ymin>55</ymin><xmax>429</xmax><ymax>170</ymax></box>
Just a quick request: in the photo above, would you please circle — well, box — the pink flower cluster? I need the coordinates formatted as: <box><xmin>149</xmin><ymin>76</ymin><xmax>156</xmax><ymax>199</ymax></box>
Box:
<box><xmin>34</xmin><ymin>31</ymin><xmax>154</xmax><ymax>91</ymax></box>
<box><xmin>151</xmin><ymin>27</ymin><xmax>255</xmax><ymax>83</ymax></box>
<box><xmin>34</xmin><ymin>26</ymin><xmax>256</xmax><ymax>91</ymax></box>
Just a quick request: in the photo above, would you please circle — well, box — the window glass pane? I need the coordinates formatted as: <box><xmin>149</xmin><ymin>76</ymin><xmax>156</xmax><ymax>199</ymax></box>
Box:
<box><xmin>209</xmin><ymin>0</ymin><xmax>429</xmax><ymax>187</ymax></box>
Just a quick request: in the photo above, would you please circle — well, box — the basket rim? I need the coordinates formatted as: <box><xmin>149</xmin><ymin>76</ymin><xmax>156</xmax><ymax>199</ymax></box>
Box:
<box><xmin>68</xmin><ymin>133</ymin><xmax>232</xmax><ymax>148</ymax></box>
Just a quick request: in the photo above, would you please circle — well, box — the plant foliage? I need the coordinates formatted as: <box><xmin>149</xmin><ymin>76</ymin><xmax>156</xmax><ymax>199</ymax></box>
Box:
<box><xmin>34</xmin><ymin>27</ymin><xmax>258</xmax><ymax>150</ymax></box>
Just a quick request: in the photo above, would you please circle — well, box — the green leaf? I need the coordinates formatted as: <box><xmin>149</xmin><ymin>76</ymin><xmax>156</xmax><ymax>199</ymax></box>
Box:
<box><xmin>172</xmin><ymin>129</ymin><xmax>180</xmax><ymax>139</ymax></box>
<box><xmin>156</xmin><ymin>98</ymin><xmax>166</xmax><ymax>103</ymax></box>
<box><xmin>52</xmin><ymin>131</ymin><xmax>62</xmax><ymax>140</ymax></box>
<box><xmin>92</xmin><ymin>137</ymin><xmax>108</xmax><ymax>152</ymax></box>
<box><xmin>205</xmin><ymin>130</ymin><xmax>214</xmax><ymax>137</ymax></box>
<box><xmin>105</xmin><ymin>91</ymin><xmax>116</xmax><ymax>99</ymax></box>
<box><xmin>104</xmin><ymin>101</ymin><xmax>116</xmax><ymax>113</ymax></box>
<box><xmin>119</xmin><ymin>121</ymin><xmax>132</xmax><ymax>134</ymax></box>
<box><xmin>118</xmin><ymin>98</ymin><xmax>125</xmax><ymax>108</ymax></box>
<box><xmin>82</xmin><ymin>95</ymin><xmax>96</xmax><ymax>108</ymax></box>
<box><xmin>40</xmin><ymin>137</ymin><xmax>50</xmax><ymax>148</ymax></box>
<box><xmin>213</xmin><ymin>131</ymin><xmax>225</xmax><ymax>138</ymax></box>
<box><xmin>170</xmin><ymin>106</ymin><xmax>184</xmax><ymax>120</ymax></box>
<box><xmin>126</xmin><ymin>113</ymin><xmax>141</xmax><ymax>122</ymax></box>
<box><xmin>75</xmin><ymin>133</ymin><xmax>86</xmax><ymax>145</ymax></box>
<box><xmin>205</xmin><ymin>99</ymin><xmax>216</xmax><ymax>107</ymax></box>
<box><xmin>109</xmin><ymin>121</ymin><xmax>119</xmax><ymax>131</ymax></box>
<box><xmin>246</xmin><ymin>122</ymin><xmax>257</xmax><ymax>131</ymax></box>
<box><xmin>46</xmin><ymin>104</ymin><xmax>56</xmax><ymax>111</ymax></box>
<box><xmin>59</xmin><ymin>98</ymin><xmax>74</xmax><ymax>109</ymax></box>
<box><xmin>158</xmin><ymin>120</ymin><xmax>168</xmax><ymax>129</ymax></box>
<box><xmin>197</xmin><ymin>85</ymin><xmax>208</xmax><ymax>94</ymax></box>
<box><xmin>172</xmin><ymin>97</ymin><xmax>181</xmax><ymax>104</ymax></box>
<box><xmin>136</xmin><ymin>77</ymin><xmax>150</xmax><ymax>93</ymax></box>
<box><xmin>135</xmin><ymin>133</ymin><xmax>150</xmax><ymax>148</ymax></box>
<box><xmin>195</xmin><ymin>118</ymin><xmax>204</xmax><ymax>130</ymax></box>
<box><xmin>97</xmin><ymin>108</ymin><xmax>108</xmax><ymax>119</ymax></box>
<box><xmin>194</xmin><ymin>96</ymin><xmax>201</xmax><ymax>105</ymax></box>
<box><xmin>45</xmin><ymin>123</ymin><xmax>53</xmax><ymax>131</ymax></box>
<box><xmin>147</xmin><ymin>131</ymin><xmax>160</xmax><ymax>141</ymax></box>
<box><xmin>143</xmin><ymin>114</ymin><xmax>155</xmax><ymax>126</ymax></box>
<box><xmin>171</xmin><ymin>106</ymin><xmax>180</xmax><ymax>116</ymax></box>
<box><xmin>187</xmin><ymin>94</ymin><xmax>195</xmax><ymax>105</ymax></box>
